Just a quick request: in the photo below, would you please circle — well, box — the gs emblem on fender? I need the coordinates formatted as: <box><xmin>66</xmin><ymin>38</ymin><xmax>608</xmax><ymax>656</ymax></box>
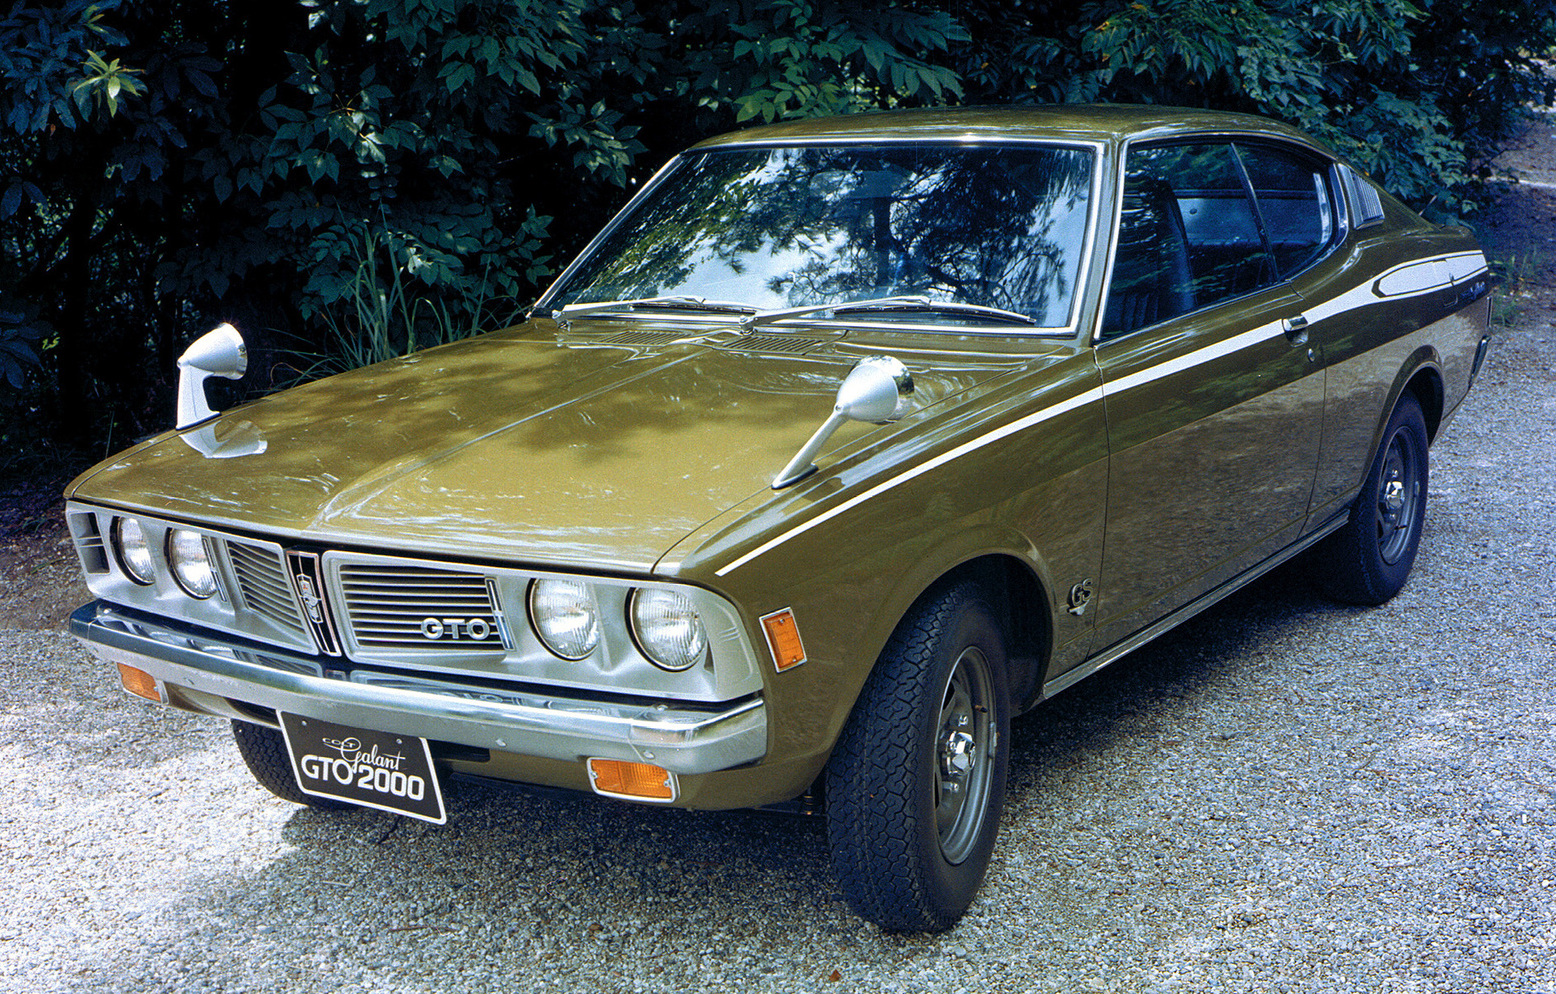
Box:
<box><xmin>420</xmin><ymin>617</ymin><xmax>493</xmax><ymax>641</ymax></box>
<box><xmin>1066</xmin><ymin>579</ymin><xmax>1094</xmax><ymax>617</ymax></box>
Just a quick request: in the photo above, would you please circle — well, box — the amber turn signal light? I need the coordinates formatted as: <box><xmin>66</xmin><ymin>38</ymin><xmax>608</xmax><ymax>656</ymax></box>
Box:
<box><xmin>117</xmin><ymin>663</ymin><xmax>160</xmax><ymax>702</ymax></box>
<box><xmin>586</xmin><ymin>758</ymin><xmax>677</xmax><ymax>802</ymax></box>
<box><xmin>760</xmin><ymin>607</ymin><xmax>807</xmax><ymax>672</ymax></box>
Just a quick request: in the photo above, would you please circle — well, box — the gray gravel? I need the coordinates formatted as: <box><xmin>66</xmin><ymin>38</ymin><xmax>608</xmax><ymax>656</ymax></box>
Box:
<box><xmin>4</xmin><ymin>265</ymin><xmax>1555</xmax><ymax>993</ymax></box>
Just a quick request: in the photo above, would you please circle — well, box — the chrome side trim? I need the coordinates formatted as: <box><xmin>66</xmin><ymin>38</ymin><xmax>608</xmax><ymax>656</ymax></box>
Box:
<box><xmin>1041</xmin><ymin>513</ymin><xmax>1349</xmax><ymax>699</ymax></box>
<box><xmin>72</xmin><ymin>603</ymin><xmax>767</xmax><ymax>776</ymax></box>
<box><xmin>712</xmin><ymin>242</ymin><xmax>1484</xmax><ymax>577</ymax></box>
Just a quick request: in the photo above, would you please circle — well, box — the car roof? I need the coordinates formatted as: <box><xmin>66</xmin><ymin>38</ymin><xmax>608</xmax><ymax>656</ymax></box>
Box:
<box><xmin>690</xmin><ymin>104</ymin><xmax>1333</xmax><ymax>156</ymax></box>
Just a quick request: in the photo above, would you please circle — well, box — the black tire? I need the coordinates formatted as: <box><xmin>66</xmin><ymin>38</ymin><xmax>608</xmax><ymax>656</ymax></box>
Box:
<box><xmin>1315</xmin><ymin>392</ymin><xmax>1429</xmax><ymax>605</ymax></box>
<box><xmin>230</xmin><ymin>719</ymin><xmax>353</xmax><ymax>811</ymax></box>
<box><xmin>825</xmin><ymin>582</ymin><xmax>1011</xmax><ymax>932</ymax></box>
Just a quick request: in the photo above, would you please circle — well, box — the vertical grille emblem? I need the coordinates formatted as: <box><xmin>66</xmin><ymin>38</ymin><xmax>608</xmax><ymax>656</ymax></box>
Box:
<box><xmin>287</xmin><ymin>551</ymin><xmax>342</xmax><ymax>656</ymax></box>
<box><xmin>296</xmin><ymin>574</ymin><xmax>325</xmax><ymax>624</ymax></box>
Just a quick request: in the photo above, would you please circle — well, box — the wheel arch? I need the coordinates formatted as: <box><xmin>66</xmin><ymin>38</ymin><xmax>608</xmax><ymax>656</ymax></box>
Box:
<box><xmin>871</xmin><ymin>549</ymin><xmax>1055</xmax><ymax>715</ymax></box>
<box><xmin>1404</xmin><ymin>358</ymin><xmax>1445</xmax><ymax>443</ymax></box>
<box><xmin>1386</xmin><ymin>347</ymin><xmax>1445</xmax><ymax>444</ymax></box>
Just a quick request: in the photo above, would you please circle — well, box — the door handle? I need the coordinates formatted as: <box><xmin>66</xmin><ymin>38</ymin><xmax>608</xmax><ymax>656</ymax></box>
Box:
<box><xmin>1281</xmin><ymin>314</ymin><xmax>1309</xmax><ymax>345</ymax></box>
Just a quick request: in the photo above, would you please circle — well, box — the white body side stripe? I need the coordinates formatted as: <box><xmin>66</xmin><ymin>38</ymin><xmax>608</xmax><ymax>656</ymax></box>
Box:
<box><xmin>714</xmin><ymin>385</ymin><xmax>1105</xmax><ymax>577</ymax></box>
<box><xmin>713</xmin><ymin>251</ymin><xmax>1487</xmax><ymax>576</ymax></box>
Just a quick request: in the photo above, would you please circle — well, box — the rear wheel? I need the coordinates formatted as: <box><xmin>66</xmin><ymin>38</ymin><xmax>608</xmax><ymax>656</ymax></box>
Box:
<box><xmin>1315</xmin><ymin>392</ymin><xmax>1429</xmax><ymax>605</ymax></box>
<box><xmin>230</xmin><ymin>719</ymin><xmax>352</xmax><ymax>810</ymax></box>
<box><xmin>825</xmin><ymin>582</ymin><xmax>1010</xmax><ymax>932</ymax></box>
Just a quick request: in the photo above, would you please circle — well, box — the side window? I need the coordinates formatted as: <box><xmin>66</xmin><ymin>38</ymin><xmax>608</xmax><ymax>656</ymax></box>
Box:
<box><xmin>1102</xmin><ymin>143</ymin><xmax>1272</xmax><ymax>339</ymax></box>
<box><xmin>1237</xmin><ymin>143</ymin><xmax>1336</xmax><ymax>276</ymax></box>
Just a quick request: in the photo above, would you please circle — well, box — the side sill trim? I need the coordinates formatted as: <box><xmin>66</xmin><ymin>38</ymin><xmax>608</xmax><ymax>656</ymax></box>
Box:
<box><xmin>1041</xmin><ymin>513</ymin><xmax>1349</xmax><ymax>700</ymax></box>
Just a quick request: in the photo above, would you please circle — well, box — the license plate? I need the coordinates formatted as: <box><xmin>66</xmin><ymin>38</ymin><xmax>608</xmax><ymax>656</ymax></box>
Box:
<box><xmin>279</xmin><ymin>713</ymin><xmax>447</xmax><ymax>824</ymax></box>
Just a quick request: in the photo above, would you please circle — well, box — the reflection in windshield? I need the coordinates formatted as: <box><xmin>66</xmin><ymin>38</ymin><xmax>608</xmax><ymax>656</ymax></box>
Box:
<box><xmin>550</xmin><ymin>143</ymin><xmax>1095</xmax><ymax>329</ymax></box>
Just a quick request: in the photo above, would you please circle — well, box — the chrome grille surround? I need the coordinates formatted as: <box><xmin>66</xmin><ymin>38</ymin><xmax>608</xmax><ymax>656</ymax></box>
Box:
<box><xmin>65</xmin><ymin>502</ymin><xmax>764</xmax><ymax>703</ymax></box>
<box><xmin>63</xmin><ymin>502</ymin><xmax>317</xmax><ymax>655</ymax></box>
<box><xmin>322</xmin><ymin>551</ymin><xmax>763</xmax><ymax>702</ymax></box>
<box><xmin>336</xmin><ymin>562</ymin><xmax>508</xmax><ymax>655</ymax></box>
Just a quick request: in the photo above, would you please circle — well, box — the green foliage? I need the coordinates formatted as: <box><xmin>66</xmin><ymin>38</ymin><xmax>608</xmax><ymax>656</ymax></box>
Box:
<box><xmin>305</xmin><ymin>224</ymin><xmax>526</xmax><ymax>377</ymax></box>
<box><xmin>949</xmin><ymin>0</ymin><xmax>1546</xmax><ymax>215</ymax></box>
<box><xmin>0</xmin><ymin>301</ymin><xmax>45</xmax><ymax>389</ymax></box>
<box><xmin>1</xmin><ymin>0</ymin><xmax>1552</xmax><ymax>453</ymax></box>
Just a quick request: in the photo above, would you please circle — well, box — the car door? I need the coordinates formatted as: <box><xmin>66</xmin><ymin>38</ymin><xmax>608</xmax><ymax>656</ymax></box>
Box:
<box><xmin>1090</xmin><ymin>139</ymin><xmax>1336</xmax><ymax>651</ymax></box>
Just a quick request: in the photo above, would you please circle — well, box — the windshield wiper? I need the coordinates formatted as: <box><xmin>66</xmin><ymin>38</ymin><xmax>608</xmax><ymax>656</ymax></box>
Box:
<box><xmin>554</xmin><ymin>295</ymin><xmax>757</xmax><ymax>321</ymax></box>
<box><xmin>742</xmin><ymin>295</ymin><xmax>1036</xmax><ymax>329</ymax></box>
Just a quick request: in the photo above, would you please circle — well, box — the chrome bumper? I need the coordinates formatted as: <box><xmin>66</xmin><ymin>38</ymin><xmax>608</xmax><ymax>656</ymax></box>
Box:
<box><xmin>71</xmin><ymin>602</ymin><xmax>767</xmax><ymax>775</ymax></box>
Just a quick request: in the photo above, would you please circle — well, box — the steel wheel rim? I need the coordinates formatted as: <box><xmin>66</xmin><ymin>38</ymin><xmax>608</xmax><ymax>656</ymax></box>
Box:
<box><xmin>1374</xmin><ymin>427</ymin><xmax>1421</xmax><ymax>565</ymax></box>
<box><xmin>934</xmin><ymin>646</ymin><xmax>996</xmax><ymax>864</ymax></box>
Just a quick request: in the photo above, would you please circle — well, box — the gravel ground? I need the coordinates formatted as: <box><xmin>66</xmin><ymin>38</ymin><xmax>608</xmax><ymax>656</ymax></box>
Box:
<box><xmin>4</xmin><ymin>176</ymin><xmax>1556</xmax><ymax>994</ymax></box>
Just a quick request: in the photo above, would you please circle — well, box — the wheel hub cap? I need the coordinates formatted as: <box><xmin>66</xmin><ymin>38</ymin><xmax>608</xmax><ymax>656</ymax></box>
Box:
<box><xmin>941</xmin><ymin>730</ymin><xmax>976</xmax><ymax>779</ymax></box>
<box><xmin>1382</xmin><ymin>479</ymin><xmax>1405</xmax><ymax>521</ymax></box>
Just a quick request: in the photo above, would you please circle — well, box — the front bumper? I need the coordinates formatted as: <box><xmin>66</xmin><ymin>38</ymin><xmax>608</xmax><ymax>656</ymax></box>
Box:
<box><xmin>71</xmin><ymin>601</ymin><xmax>768</xmax><ymax>776</ymax></box>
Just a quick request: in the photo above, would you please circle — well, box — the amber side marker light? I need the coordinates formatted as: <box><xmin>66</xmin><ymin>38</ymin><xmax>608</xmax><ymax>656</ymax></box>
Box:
<box><xmin>760</xmin><ymin>607</ymin><xmax>807</xmax><ymax>672</ymax></box>
<box><xmin>117</xmin><ymin>663</ymin><xmax>161</xmax><ymax>702</ymax></box>
<box><xmin>587</xmin><ymin>759</ymin><xmax>677</xmax><ymax>803</ymax></box>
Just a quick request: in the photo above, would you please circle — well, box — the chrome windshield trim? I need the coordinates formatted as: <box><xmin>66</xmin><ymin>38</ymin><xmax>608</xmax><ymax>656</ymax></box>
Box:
<box><xmin>535</xmin><ymin>139</ymin><xmax>1107</xmax><ymax>340</ymax></box>
<box><xmin>71</xmin><ymin>602</ymin><xmax>767</xmax><ymax>775</ymax></box>
<box><xmin>532</xmin><ymin>153</ymin><xmax>689</xmax><ymax>316</ymax></box>
<box><xmin>555</xmin><ymin>295</ymin><xmax>757</xmax><ymax>323</ymax></box>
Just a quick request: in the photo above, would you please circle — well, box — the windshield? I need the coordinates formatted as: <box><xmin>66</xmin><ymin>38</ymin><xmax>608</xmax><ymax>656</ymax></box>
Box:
<box><xmin>546</xmin><ymin>142</ymin><xmax>1096</xmax><ymax>331</ymax></box>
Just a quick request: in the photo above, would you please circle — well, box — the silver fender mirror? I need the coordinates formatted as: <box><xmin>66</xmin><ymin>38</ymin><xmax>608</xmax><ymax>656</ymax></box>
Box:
<box><xmin>175</xmin><ymin>323</ymin><xmax>247</xmax><ymax>429</ymax></box>
<box><xmin>772</xmin><ymin>356</ymin><xmax>913</xmax><ymax>489</ymax></box>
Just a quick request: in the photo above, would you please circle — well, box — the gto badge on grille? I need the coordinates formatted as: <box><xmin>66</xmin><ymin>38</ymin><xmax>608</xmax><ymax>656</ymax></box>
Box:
<box><xmin>420</xmin><ymin>617</ymin><xmax>492</xmax><ymax>641</ymax></box>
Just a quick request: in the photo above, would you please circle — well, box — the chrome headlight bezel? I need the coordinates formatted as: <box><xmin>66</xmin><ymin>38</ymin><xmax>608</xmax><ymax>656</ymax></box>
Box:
<box><xmin>110</xmin><ymin>517</ymin><xmax>156</xmax><ymax>586</ymax></box>
<box><xmin>527</xmin><ymin>578</ymin><xmax>602</xmax><ymax>660</ymax></box>
<box><xmin>628</xmin><ymin>587</ymin><xmax>709</xmax><ymax>672</ymax></box>
<box><xmin>165</xmin><ymin>528</ymin><xmax>217</xmax><ymax>599</ymax></box>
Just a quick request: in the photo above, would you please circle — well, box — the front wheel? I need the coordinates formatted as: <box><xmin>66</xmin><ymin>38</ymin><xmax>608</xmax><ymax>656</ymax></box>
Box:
<box><xmin>230</xmin><ymin>719</ymin><xmax>353</xmax><ymax>811</ymax></box>
<box><xmin>1314</xmin><ymin>392</ymin><xmax>1429</xmax><ymax>605</ymax></box>
<box><xmin>825</xmin><ymin>582</ymin><xmax>1010</xmax><ymax>932</ymax></box>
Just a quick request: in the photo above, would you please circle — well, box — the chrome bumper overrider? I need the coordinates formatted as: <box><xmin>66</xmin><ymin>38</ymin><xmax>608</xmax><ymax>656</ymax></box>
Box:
<box><xmin>71</xmin><ymin>602</ymin><xmax>767</xmax><ymax>775</ymax></box>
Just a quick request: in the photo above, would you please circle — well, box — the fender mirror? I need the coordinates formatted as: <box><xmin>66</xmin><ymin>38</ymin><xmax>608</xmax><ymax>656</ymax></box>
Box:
<box><xmin>772</xmin><ymin>356</ymin><xmax>913</xmax><ymax>489</ymax></box>
<box><xmin>175</xmin><ymin>323</ymin><xmax>247</xmax><ymax>429</ymax></box>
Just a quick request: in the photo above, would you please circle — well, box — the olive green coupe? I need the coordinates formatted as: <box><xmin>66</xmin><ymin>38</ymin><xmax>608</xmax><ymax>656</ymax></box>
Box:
<box><xmin>65</xmin><ymin>106</ymin><xmax>1492</xmax><ymax>932</ymax></box>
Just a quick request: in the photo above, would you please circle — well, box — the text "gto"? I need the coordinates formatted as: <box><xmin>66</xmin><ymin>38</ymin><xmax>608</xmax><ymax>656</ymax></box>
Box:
<box><xmin>419</xmin><ymin>617</ymin><xmax>492</xmax><ymax>641</ymax></box>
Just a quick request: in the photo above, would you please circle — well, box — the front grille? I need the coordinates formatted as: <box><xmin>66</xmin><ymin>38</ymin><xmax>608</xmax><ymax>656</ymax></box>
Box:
<box><xmin>226</xmin><ymin>540</ymin><xmax>310</xmax><ymax>643</ymax></box>
<box><xmin>337</xmin><ymin>563</ymin><xmax>506</xmax><ymax>654</ymax></box>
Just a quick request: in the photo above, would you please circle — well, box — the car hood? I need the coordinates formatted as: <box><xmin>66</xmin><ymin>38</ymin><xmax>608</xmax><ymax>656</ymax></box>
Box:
<box><xmin>68</xmin><ymin>322</ymin><xmax>1034</xmax><ymax>572</ymax></box>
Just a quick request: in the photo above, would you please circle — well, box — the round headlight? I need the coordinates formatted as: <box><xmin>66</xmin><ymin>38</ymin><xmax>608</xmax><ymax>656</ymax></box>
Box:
<box><xmin>112</xmin><ymin>517</ymin><xmax>156</xmax><ymax>585</ymax></box>
<box><xmin>166</xmin><ymin>528</ymin><xmax>216</xmax><ymax>599</ymax></box>
<box><xmin>529</xmin><ymin>579</ymin><xmax>601</xmax><ymax>659</ymax></box>
<box><xmin>630</xmin><ymin>588</ymin><xmax>708</xmax><ymax>672</ymax></box>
